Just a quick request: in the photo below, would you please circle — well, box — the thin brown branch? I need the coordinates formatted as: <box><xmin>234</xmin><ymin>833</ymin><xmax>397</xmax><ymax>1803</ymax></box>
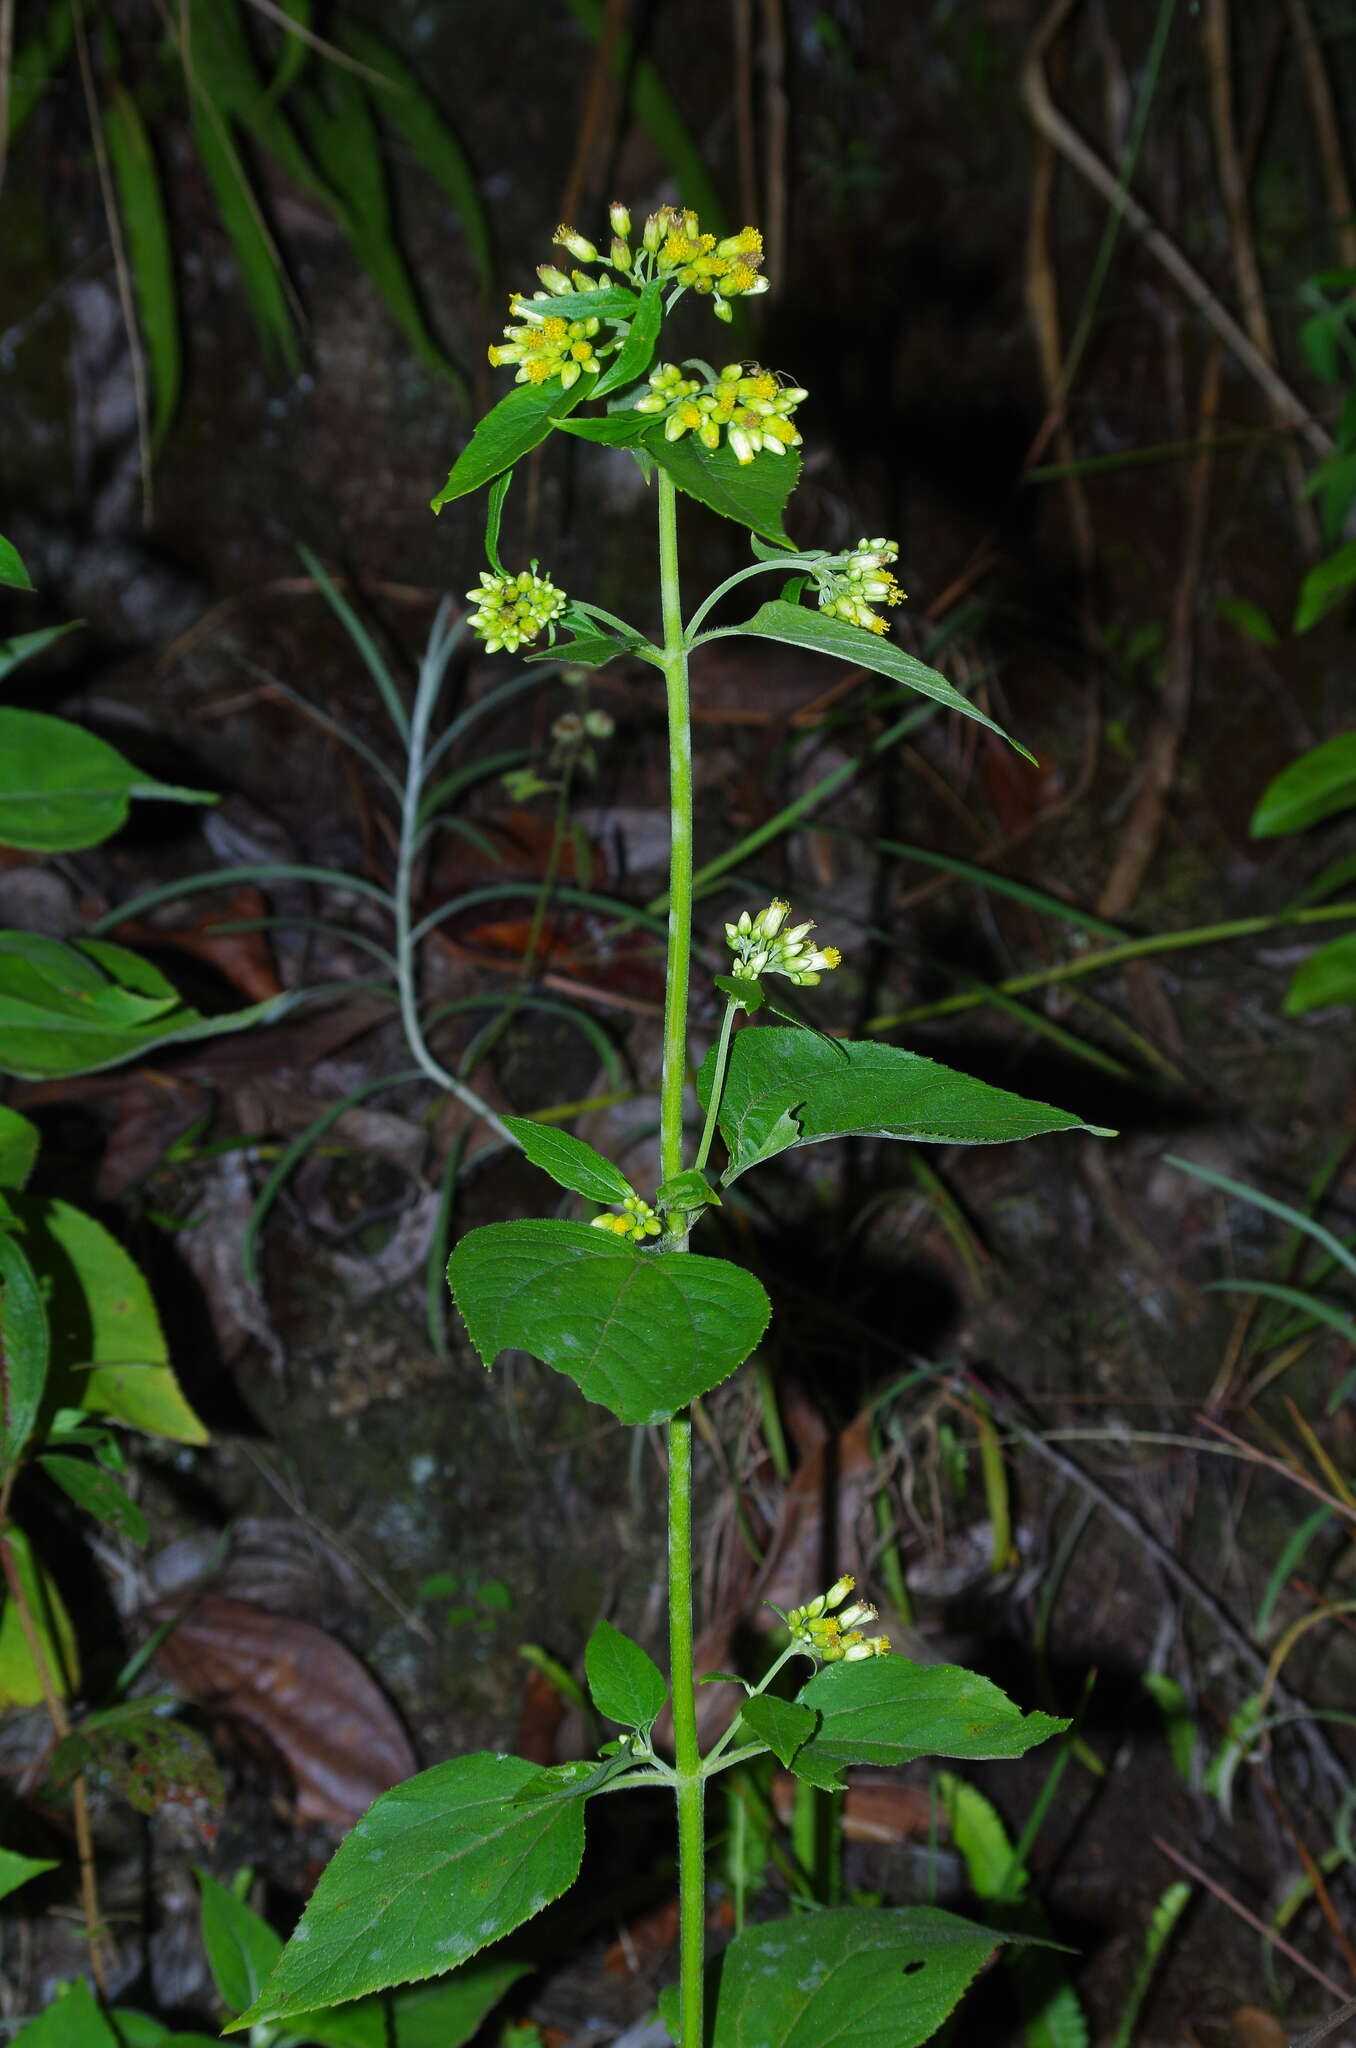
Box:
<box><xmin>1152</xmin><ymin>1837</ymin><xmax>1350</xmax><ymax>2002</ymax></box>
<box><xmin>759</xmin><ymin>0</ymin><xmax>787</xmax><ymax>285</ymax></box>
<box><xmin>1283</xmin><ymin>0</ymin><xmax>1356</xmax><ymax>270</ymax></box>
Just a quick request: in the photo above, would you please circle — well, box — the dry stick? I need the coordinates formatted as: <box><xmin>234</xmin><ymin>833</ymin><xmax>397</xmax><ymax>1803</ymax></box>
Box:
<box><xmin>1097</xmin><ymin>344</ymin><xmax>1219</xmax><ymax>919</ymax></box>
<box><xmin>71</xmin><ymin>0</ymin><xmax>155</xmax><ymax>529</ymax></box>
<box><xmin>1200</xmin><ymin>0</ymin><xmax>1317</xmax><ymax>551</ymax></box>
<box><xmin>0</xmin><ymin>1536</ymin><xmax>112</xmax><ymax>1993</ymax></box>
<box><xmin>1152</xmin><ymin>1837</ymin><xmax>1350</xmax><ymax>2003</ymax></box>
<box><xmin>1283</xmin><ymin>0</ymin><xmax>1356</xmax><ymax>272</ymax></box>
<box><xmin>1289</xmin><ymin>1996</ymin><xmax>1356</xmax><ymax>2048</ymax></box>
<box><xmin>973</xmin><ymin>1377</ymin><xmax>1352</xmax><ymax>1804</ymax></box>
<box><xmin>1242</xmin><ymin>1746</ymin><xmax>1356</xmax><ymax>1986</ymax></box>
<box><xmin>733</xmin><ymin>0</ymin><xmax>757</xmax><ymax>227</ymax></box>
<box><xmin>1024</xmin><ymin>125</ymin><xmax>1095</xmax><ymax>571</ymax></box>
<box><xmin>1021</xmin><ymin>0</ymin><xmax>1332</xmax><ymax>460</ymax></box>
<box><xmin>558</xmin><ymin>0</ymin><xmax>631</xmax><ymax>231</ymax></box>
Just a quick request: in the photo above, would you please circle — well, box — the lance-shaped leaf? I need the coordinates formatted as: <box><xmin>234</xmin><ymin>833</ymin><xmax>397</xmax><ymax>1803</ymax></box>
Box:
<box><xmin>0</xmin><ymin>1846</ymin><xmax>58</xmax><ymax>1904</ymax></box>
<box><xmin>40</xmin><ymin>1453</ymin><xmax>148</xmax><ymax>1545</ymax></box>
<box><xmin>591</xmin><ymin>278</ymin><xmax>664</xmax><ymax>399</ymax></box>
<box><xmin>502</xmin><ymin>1117</ymin><xmax>636</xmax><ymax>1206</ymax></box>
<box><xmin>199</xmin><ymin>1869</ymin><xmax>281</xmax><ymax>2015</ymax></box>
<box><xmin>432</xmin><ymin>373</ymin><xmax>598</xmax><ymax>509</ymax></box>
<box><xmin>0</xmin><ymin>932</ymin><xmax>292</xmax><ymax>1082</ymax></box>
<box><xmin>791</xmin><ymin>1656</ymin><xmax>1066</xmax><ymax>1789</ymax></box>
<box><xmin>0</xmin><ymin>1231</ymin><xmax>47</xmax><ymax>1471</ymax></box>
<box><xmin>731</xmin><ymin>600</ymin><xmax>1031</xmax><ymax>754</ymax></box>
<box><xmin>0</xmin><ymin>1525</ymin><xmax>80</xmax><ymax>1705</ymax></box>
<box><xmin>0</xmin><ymin>535</ymin><xmax>34</xmax><ymax>593</ymax></box>
<box><xmin>14</xmin><ymin>1194</ymin><xmax>206</xmax><ymax>1443</ymax></box>
<box><xmin>643</xmin><ymin>429</ymin><xmax>799</xmax><ymax>542</ymax></box>
<box><xmin>105</xmin><ymin>82</ymin><xmax>182</xmax><ymax>447</ymax></box>
<box><xmin>1251</xmin><ymin>732</ymin><xmax>1356</xmax><ymax>837</ymax></box>
<box><xmin>698</xmin><ymin>1028</ymin><xmax>1111</xmax><ymax>1185</ymax></box>
<box><xmin>449</xmin><ymin>1220</ymin><xmax>771</xmax><ymax>1425</ymax></box>
<box><xmin>0</xmin><ymin>620</ymin><xmax>83</xmax><ymax>683</ymax></box>
<box><xmin>228</xmin><ymin>1752</ymin><xmax>585</xmax><ymax>2029</ymax></box>
<box><xmin>1283</xmin><ymin>933</ymin><xmax>1356</xmax><ymax>1015</ymax></box>
<box><xmin>550</xmin><ymin>408</ymin><xmax>652</xmax><ymax>446</ymax></box>
<box><xmin>0</xmin><ymin>709</ymin><xmax>212</xmax><ymax>853</ymax></box>
<box><xmin>585</xmin><ymin>1618</ymin><xmax>667</xmax><ymax>1729</ymax></box>
<box><xmin>0</xmin><ymin>1107</ymin><xmax>40</xmax><ymax>1192</ymax></box>
<box><xmin>659</xmin><ymin>1905</ymin><xmax>1012</xmax><ymax>2048</ymax></box>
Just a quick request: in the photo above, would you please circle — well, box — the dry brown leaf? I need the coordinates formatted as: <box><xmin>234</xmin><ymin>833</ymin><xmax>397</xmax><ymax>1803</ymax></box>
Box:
<box><xmin>150</xmin><ymin>1592</ymin><xmax>415</xmax><ymax>1828</ymax></box>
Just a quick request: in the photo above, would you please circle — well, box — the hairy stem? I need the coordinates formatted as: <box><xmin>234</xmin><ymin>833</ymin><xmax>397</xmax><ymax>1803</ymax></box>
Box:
<box><xmin>657</xmin><ymin>466</ymin><xmax>704</xmax><ymax>2048</ymax></box>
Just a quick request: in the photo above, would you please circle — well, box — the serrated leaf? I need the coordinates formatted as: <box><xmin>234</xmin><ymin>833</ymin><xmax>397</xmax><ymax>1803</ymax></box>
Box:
<box><xmin>198</xmin><ymin>1869</ymin><xmax>282</xmax><ymax>2016</ymax></box>
<box><xmin>0</xmin><ymin>932</ymin><xmax>291</xmax><ymax>1082</ymax></box>
<box><xmin>502</xmin><ymin>1117</ymin><xmax>635</xmax><ymax>1206</ymax></box>
<box><xmin>591</xmin><ymin>278</ymin><xmax>664</xmax><ymax>399</ymax></box>
<box><xmin>793</xmin><ymin>1656</ymin><xmax>1066</xmax><ymax>1788</ymax></box>
<box><xmin>0</xmin><ymin>1525</ymin><xmax>80</xmax><ymax>1706</ymax></box>
<box><xmin>656</xmin><ymin>1168</ymin><xmax>719</xmax><ymax>1216</ymax></box>
<box><xmin>431</xmin><ymin>373</ymin><xmax>598</xmax><ymax>509</ymax></box>
<box><xmin>585</xmin><ymin>1617</ymin><xmax>667</xmax><ymax>1729</ymax></box>
<box><xmin>228</xmin><ymin>1753</ymin><xmax>585</xmax><ymax>2029</ymax></box>
<box><xmin>0</xmin><ymin>1107</ymin><xmax>39</xmax><ymax>1192</ymax></box>
<box><xmin>1250</xmin><ymin>732</ymin><xmax>1356</xmax><ymax>837</ymax></box>
<box><xmin>0</xmin><ymin>1846</ymin><xmax>58</xmax><ymax>1903</ymax></box>
<box><xmin>448</xmin><ymin>1220</ymin><xmax>771</xmax><ymax>1425</ymax></box>
<box><xmin>550</xmin><ymin>408</ymin><xmax>653</xmax><ymax>445</ymax></box>
<box><xmin>0</xmin><ymin>709</ymin><xmax>212</xmax><ymax>853</ymax></box>
<box><xmin>0</xmin><ymin>620</ymin><xmax>83</xmax><ymax>682</ymax></box>
<box><xmin>698</xmin><ymin>1028</ymin><xmax>1109</xmax><ymax>1185</ymax></box>
<box><xmin>659</xmin><ymin>1905</ymin><xmax>1009</xmax><ymax>2048</ymax></box>
<box><xmin>334</xmin><ymin>22</ymin><xmax>492</xmax><ymax>292</ymax></box>
<box><xmin>0</xmin><ymin>535</ymin><xmax>34</xmax><ymax>593</ymax></box>
<box><xmin>12</xmin><ymin>1195</ymin><xmax>206</xmax><ymax>1443</ymax></box>
<box><xmin>734</xmin><ymin>600</ymin><xmax>1030</xmax><ymax>753</ymax></box>
<box><xmin>524</xmin><ymin>631</ymin><xmax>632</xmax><ymax>667</ymax></box>
<box><xmin>40</xmin><ymin>1453</ymin><xmax>148</xmax><ymax>1545</ymax></box>
<box><xmin>713</xmin><ymin>971</ymin><xmax>764</xmax><ymax>1013</ymax></box>
<box><xmin>0</xmin><ymin>1231</ymin><xmax>47</xmax><ymax>1470</ymax></box>
<box><xmin>644</xmin><ymin>428</ymin><xmax>799</xmax><ymax>542</ymax></box>
<box><xmin>104</xmin><ymin>83</ymin><xmax>182</xmax><ymax>447</ymax></box>
<box><xmin>740</xmin><ymin>1691</ymin><xmax>817</xmax><ymax>1768</ymax></box>
<box><xmin>1283</xmin><ymin>933</ymin><xmax>1356</xmax><ymax>1015</ymax></box>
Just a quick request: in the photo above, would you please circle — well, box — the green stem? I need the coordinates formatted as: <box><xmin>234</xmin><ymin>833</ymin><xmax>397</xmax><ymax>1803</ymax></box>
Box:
<box><xmin>657</xmin><ymin>466</ymin><xmax>704</xmax><ymax>2048</ymax></box>
<box><xmin>693</xmin><ymin>998</ymin><xmax>740</xmax><ymax>1174</ymax></box>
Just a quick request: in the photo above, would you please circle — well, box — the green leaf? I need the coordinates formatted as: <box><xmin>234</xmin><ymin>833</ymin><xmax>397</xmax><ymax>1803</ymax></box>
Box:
<box><xmin>550</xmin><ymin>408</ymin><xmax>653</xmax><ymax>446</ymax></box>
<box><xmin>0</xmin><ymin>709</ymin><xmax>213</xmax><ymax>853</ymax></box>
<box><xmin>656</xmin><ymin>1168</ymin><xmax>719</xmax><ymax>1217</ymax></box>
<box><xmin>733</xmin><ymin>601</ymin><xmax>1031</xmax><ymax>754</ymax></box>
<box><xmin>40</xmin><ymin>1453</ymin><xmax>149</xmax><ymax>1545</ymax></box>
<box><xmin>1283</xmin><ymin>933</ymin><xmax>1356</xmax><ymax>1015</ymax></box>
<box><xmin>198</xmin><ymin>1869</ymin><xmax>283</xmax><ymax>2015</ymax></box>
<box><xmin>0</xmin><ymin>1231</ymin><xmax>47</xmax><ymax>1470</ymax></box>
<box><xmin>644</xmin><ymin>430</ymin><xmax>799</xmax><ymax>542</ymax></box>
<box><xmin>1108</xmin><ymin>1883</ymin><xmax>1191</xmax><ymax>2048</ymax></box>
<box><xmin>190</xmin><ymin>86</ymin><xmax>300</xmax><ymax>366</ymax></box>
<box><xmin>698</xmin><ymin>1029</ymin><xmax>1110</xmax><ymax>1185</ymax></box>
<box><xmin>660</xmin><ymin>1905</ymin><xmax>1009</xmax><ymax>2048</ymax></box>
<box><xmin>6</xmin><ymin>1979</ymin><xmax>120</xmax><ymax>2048</ymax></box>
<box><xmin>5</xmin><ymin>1</ymin><xmax>74</xmax><ymax>153</ymax></box>
<box><xmin>334</xmin><ymin>23</ymin><xmax>492</xmax><ymax>292</ymax></box>
<box><xmin>1294</xmin><ymin>538</ymin><xmax>1356</xmax><ymax>632</ymax></box>
<box><xmin>104</xmin><ymin>83</ymin><xmax>182</xmax><ymax>448</ymax></box>
<box><xmin>1142</xmin><ymin>1674</ymin><xmax>1196</xmax><ymax>1786</ymax></box>
<box><xmin>1250</xmin><ymin>733</ymin><xmax>1356</xmax><ymax>837</ymax></box>
<box><xmin>1213</xmin><ymin>594</ymin><xmax>1278</xmax><ymax>648</ymax></box>
<box><xmin>431</xmin><ymin>373</ymin><xmax>598</xmax><ymax>510</ymax></box>
<box><xmin>713</xmin><ymin>972</ymin><xmax>764</xmax><ymax>1013</ymax></box>
<box><xmin>0</xmin><ymin>1107</ymin><xmax>39</xmax><ymax>1192</ymax></box>
<box><xmin>228</xmin><ymin>1753</ymin><xmax>585</xmax><ymax>2030</ymax></box>
<box><xmin>585</xmin><ymin>1617</ymin><xmax>667</xmax><ymax>1729</ymax></box>
<box><xmin>502</xmin><ymin>1117</ymin><xmax>636</xmax><ymax>1206</ymax></box>
<box><xmin>0</xmin><ymin>1525</ymin><xmax>80</xmax><ymax>1706</ymax></box>
<box><xmin>525</xmin><ymin>631</ymin><xmax>631</xmax><ymax>666</ymax></box>
<box><xmin>12</xmin><ymin>1194</ymin><xmax>207</xmax><ymax>1443</ymax></box>
<box><xmin>0</xmin><ymin>932</ymin><xmax>291</xmax><ymax>1082</ymax></box>
<box><xmin>591</xmin><ymin>278</ymin><xmax>664</xmax><ymax>400</ymax></box>
<box><xmin>938</xmin><ymin>1772</ymin><xmax>1022</xmax><ymax>1900</ymax></box>
<box><xmin>0</xmin><ymin>535</ymin><xmax>34</xmax><ymax>593</ymax></box>
<box><xmin>793</xmin><ymin>1656</ymin><xmax>1066</xmax><ymax>1789</ymax></box>
<box><xmin>448</xmin><ymin>1219</ymin><xmax>772</xmax><ymax>1426</ymax></box>
<box><xmin>0</xmin><ymin>620</ymin><xmax>83</xmax><ymax>682</ymax></box>
<box><xmin>740</xmin><ymin>1691</ymin><xmax>817</xmax><ymax>1768</ymax></box>
<box><xmin>0</xmin><ymin>1846</ymin><xmax>58</xmax><ymax>1903</ymax></box>
<box><xmin>294</xmin><ymin>71</ymin><xmax>462</xmax><ymax>393</ymax></box>
<box><xmin>385</xmin><ymin>1965</ymin><xmax>531</xmax><ymax>2048</ymax></box>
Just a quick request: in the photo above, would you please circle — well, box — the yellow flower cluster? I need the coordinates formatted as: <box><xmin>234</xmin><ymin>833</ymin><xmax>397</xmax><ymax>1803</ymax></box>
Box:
<box><xmin>590</xmin><ymin>1195</ymin><xmax>662</xmax><ymax>1241</ymax></box>
<box><xmin>786</xmin><ymin>1574</ymin><xmax>890</xmax><ymax>1663</ymax></box>
<box><xmin>725</xmin><ymin>899</ymin><xmax>840</xmax><ymax>986</ymax></box>
<box><xmin>487</xmin><ymin>306</ymin><xmax>610</xmax><ymax>390</ymax></box>
<box><xmin>634</xmin><ymin>361</ymin><xmax>805</xmax><ymax>465</ymax></box>
<box><xmin>815</xmin><ymin>539</ymin><xmax>906</xmax><ymax>636</ymax></box>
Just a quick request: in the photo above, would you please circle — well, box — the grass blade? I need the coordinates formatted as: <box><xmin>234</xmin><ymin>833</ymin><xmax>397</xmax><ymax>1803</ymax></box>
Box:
<box><xmin>1166</xmin><ymin>1156</ymin><xmax>1356</xmax><ymax>1288</ymax></box>
<box><xmin>871</xmin><ymin>840</ymin><xmax>1126</xmax><ymax>941</ymax></box>
<box><xmin>243</xmin><ymin>1068</ymin><xmax>419</xmax><ymax>1285</ymax></box>
<box><xmin>1108</xmin><ymin>1883</ymin><xmax>1191</xmax><ymax>2048</ymax></box>
<box><xmin>104</xmin><ymin>82</ymin><xmax>181</xmax><ymax>448</ymax></box>
<box><xmin>5</xmin><ymin>0</ymin><xmax>73</xmax><ymax>150</ymax></box>
<box><xmin>190</xmin><ymin>85</ymin><xmax>301</xmax><ymax>364</ymax></box>
<box><xmin>297</xmin><ymin>543</ymin><xmax>410</xmax><ymax>742</ymax></box>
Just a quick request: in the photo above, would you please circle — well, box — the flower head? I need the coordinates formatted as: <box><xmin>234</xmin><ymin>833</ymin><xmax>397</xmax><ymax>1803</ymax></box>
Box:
<box><xmin>812</xmin><ymin>538</ymin><xmax>906</xmax><ymax>636</ymax></box>
<box><xmin>590</xmin><ymin>1194</ymin><xmax>662</xmax><ymax>1241</ymax></box>
<box><xmin>785</xmin><ymin>1574</ymin><xmax>891</xmax><ymax>1663</ymax></box>
<box><xmin>724</xmin><ymin>899</ymin><xmax>841</xmax><ymax>986</ymax></box>
<box><xmin>488</xmin><ymin>297</ymin><xmax>612</xmax><ymax>389</ymax></box>
<box><xmin>465</xmin><ymin>566</ymin><xmax>568</xmax><ymax>654</ymax></box>
<box><xmin>636</xmin><ymin>361</ymin><xmax>806</xmax><ymax>465</ymax></box>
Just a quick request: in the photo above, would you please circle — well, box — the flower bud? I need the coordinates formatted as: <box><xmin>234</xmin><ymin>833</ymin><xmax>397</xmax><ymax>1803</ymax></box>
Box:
<box><xmin>554</xmin><ymin>224</ymin><xmax>599</xmax><ymax>263</ymax></box>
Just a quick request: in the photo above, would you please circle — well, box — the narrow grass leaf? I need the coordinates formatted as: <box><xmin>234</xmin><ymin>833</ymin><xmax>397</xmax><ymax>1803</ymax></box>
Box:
<box><xmin>1108</xmin><ymin>1883</ymin><xmax>1191</xmax><ymax>2048</ymax></box>
<box><xmin>104</xmin><ymin>83</ymin><xmax>182</xmax><ymax>447</ymax></box>
<box><xmin>190</xmin><ymin>89</ymin><xmax>300</xmax><ymax>364</ymax></box>
<box><xmin>1166</xmin><ymin>1155</ymin><xmax>1356</xmax><ymax>1287</ymax></box>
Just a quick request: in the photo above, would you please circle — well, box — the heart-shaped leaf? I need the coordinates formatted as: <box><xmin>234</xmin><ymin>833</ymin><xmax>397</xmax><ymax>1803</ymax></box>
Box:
<box><xmin>449</xmin><ymin>1220</ymin><xmax>771</xmax><ymax>1424</ymax></box>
